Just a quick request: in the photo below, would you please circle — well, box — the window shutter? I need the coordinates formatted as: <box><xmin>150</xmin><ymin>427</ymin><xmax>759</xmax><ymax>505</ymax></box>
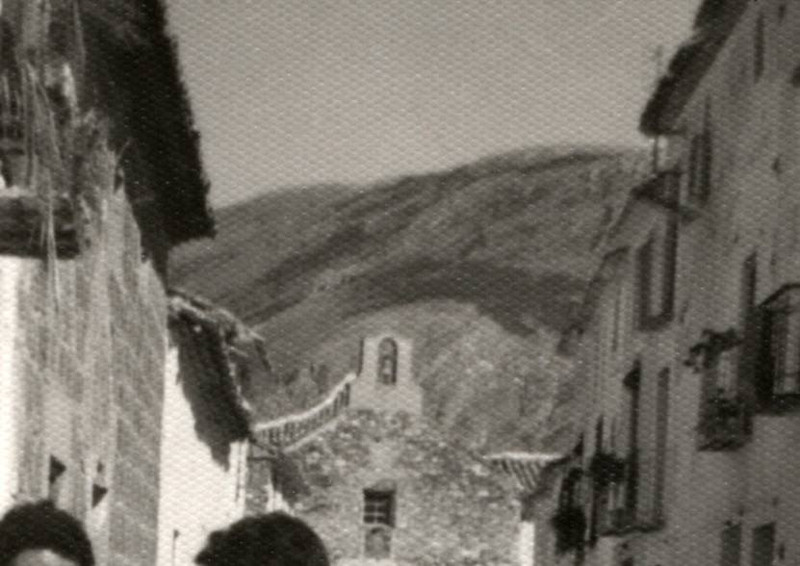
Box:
<box><xmin>661</xmin><ymin>216</ymin><xmax>678</xmax><ymax>322</ymax></box>
<box><xmin>720</xmin><ymin>524</ymin><xmax>743</xmax><ymax>566</ymax></box>
<box><xmin>738</xmin><ymin>254</ymin><xmax>760</xmax><ymax>401</ymax></box>
<box><xmin>637</xmin><ymin>238</ymin><xmax>654</xmax><ymax>329</ymax></box>
<box><xmin>700</xmin><ymin>130</ymin><xmax>713</xmax><ymax>202</ymax></box>
<box><xmin>754</xmin><ymin>14</ymin><xmax>766</xmax><ymax>81</ymax></box>
<box><xmin>687</xmin><ymin>136</ymin><xmax>699</xmax><ymax>199</ymax></box>
<box><xmin>750</xmin><ymin>523</ymin><xmax>775</xmax><ymax>566</ymax></box>
<box><xmin>653</xmin><ymin>369</ymin><xmax>670</xmax><ymax>524</ymax></box>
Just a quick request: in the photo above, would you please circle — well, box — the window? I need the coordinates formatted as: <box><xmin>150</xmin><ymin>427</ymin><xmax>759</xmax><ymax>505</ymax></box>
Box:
<box><xmin>611</xmin><ymin>282</ymin><xmax>626</xmax><ymax>352</ymax></box>
<box><xmin>740</xmin><ymin>254</ymin><xmax>758</xmax><ymax>328</ymax></box>
<box><xmin>637</xmin><ymin>236</ymin><xmax>655</xmax><ymax>327</ymax></box>
<box><xmin>719</xmin><ymin>523</ymin><xmax>742</xmax><ymax>566</ymax></box>
<box><xmin>699</xmin><ymin>129</ymin><xmax>713</xmax><ymax>202</ymax></box>
<box><xmin>364</xmin><ymin>490</ymin><xmax>394</xmax><ymax>559</ymax></box>
<box><xmin>688</xmin><ymin>132</ymin><xmax>713</xmax><ymax>202</ymax></box>
<box><xmin>623</xmin><ymin>363</ymin><xmax>640</xmax><ymax>520</ymax></box>
<box><xmin>686</xmin><ymin>100</ymin><xmax>713</xmax><ymax>204</ymax></box>
<box><xmin>558</xmin><ymin>468</ymin><xmax>584</xmax><ymax>510</ymax></box>
<box><xmin>364</xmin><ymin>490</ymin><xmax>394</xmax><ymax>526</ymax></box>
<box><xmin>653</xmin><ymin>369</ymin><xmax>670</xmax><ymax>523</ymax></box>
<box><xmin>637</xmin><ymin>218</ymin><xmax>677</xmax><ymax>329</ymax></box>
<box><xmin>758</xmin><ymin>285</ymin><xmax>800</xmax><ymax>401</ymax></box>
<box><xmin>594</xmin><ymin>417</ymin><xmax>604</xmax><ymax>453</ymax></box>
<box><xmin>377</xmin><ymin>338</ymin><xmax>398</xmax><ymax>385</ymax></box>
<box><xmin>755</xmin><ymin>13</ymin><xmax>766</xmax><ymax>80</ymax></box>
<box><xmin>750</xmin><ymin>523</ymin><xmax>775</xmax><ymax>566</ymax></box>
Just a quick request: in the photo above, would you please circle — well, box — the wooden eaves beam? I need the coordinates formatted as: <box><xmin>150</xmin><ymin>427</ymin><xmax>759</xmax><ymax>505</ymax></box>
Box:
<box><xmin>0</xmin><ymin>195</ymin><xmax>81</xmax><ymax>259</ymax></box>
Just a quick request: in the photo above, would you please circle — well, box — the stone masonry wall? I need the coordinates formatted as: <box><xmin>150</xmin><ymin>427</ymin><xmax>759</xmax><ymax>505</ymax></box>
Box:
<box><xmin>14</xmin><ymin>147</ymin><xmax>167</xmax><ymax>566</ymax></box>
<box><xmin>272</xmin><ymin>409</ymin><xmax>520</xmax><ymax>566</ymax></box>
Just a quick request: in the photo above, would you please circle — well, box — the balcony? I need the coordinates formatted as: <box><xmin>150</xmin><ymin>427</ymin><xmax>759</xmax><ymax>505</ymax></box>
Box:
<box><xmin>698</xmin><ymin>394</ymin><xmax>751</xmax><ymax>451</ymax></box>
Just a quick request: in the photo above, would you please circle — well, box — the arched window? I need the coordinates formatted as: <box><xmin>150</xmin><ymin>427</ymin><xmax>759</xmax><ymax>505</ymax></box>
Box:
<box><xmin>377</xmin><ymin>338</ymin><xmax>398</xmax><ymax>385</ymax></box>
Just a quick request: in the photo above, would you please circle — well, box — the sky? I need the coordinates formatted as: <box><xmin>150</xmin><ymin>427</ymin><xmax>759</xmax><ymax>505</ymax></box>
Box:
<box><xmin>167</xmin><ymin>0</ymin><xmax>702</xmax><ymax>206</ymax></box>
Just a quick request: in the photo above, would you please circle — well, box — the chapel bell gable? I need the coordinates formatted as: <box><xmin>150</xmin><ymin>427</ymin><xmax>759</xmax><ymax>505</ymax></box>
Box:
<box><xmin>351</xmin><ymin>334</ymin><xmax>421</xmax><ymax>415</ymax></box>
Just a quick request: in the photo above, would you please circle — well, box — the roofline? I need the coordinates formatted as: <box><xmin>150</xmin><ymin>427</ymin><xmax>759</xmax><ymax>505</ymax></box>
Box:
<box><xmin>639</xmin><ymin>0</ymin><xmax>749</xmax><ymax>136</ymax></box>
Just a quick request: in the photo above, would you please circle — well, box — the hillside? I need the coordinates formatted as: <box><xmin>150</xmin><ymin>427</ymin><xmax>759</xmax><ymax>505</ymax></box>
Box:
<box><xmin>172</xmin><ymin>145</ymin><xmax>648</xmax><ymax>452</ymax></box>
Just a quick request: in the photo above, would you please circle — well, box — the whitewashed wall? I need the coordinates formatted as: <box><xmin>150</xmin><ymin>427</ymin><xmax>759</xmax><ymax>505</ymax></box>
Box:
<box><xmin>156</xmin><ymin>345</ymin><xmax>248</xmax><ymax>566</ymax></box>
<box><xmin>0</xmin><ymin>257</ymin><xmax>22</xmax><ymax>514</ymax></box>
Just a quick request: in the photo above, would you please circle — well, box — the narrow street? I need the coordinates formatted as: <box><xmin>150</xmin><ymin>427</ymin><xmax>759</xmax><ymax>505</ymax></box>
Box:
<box><xmin>0</xmin><ymin>2</ymin><xmax>795</xmax><ymax>566</ymax></box>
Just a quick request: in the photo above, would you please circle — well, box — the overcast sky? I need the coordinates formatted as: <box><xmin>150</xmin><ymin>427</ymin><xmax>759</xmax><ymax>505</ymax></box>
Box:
<box><xmin>167</xmin><ymin>0</ymin><xmax>701</xmax><ymax>206</ymax></box>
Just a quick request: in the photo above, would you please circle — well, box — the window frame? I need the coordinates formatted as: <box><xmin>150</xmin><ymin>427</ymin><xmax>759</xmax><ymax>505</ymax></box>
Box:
<box><xmin>719</xmin><ymin>522</ymin><xmax>743</xmax><ymax>566</ymax></box>
<box><xmin>363</xmin><ymin>489</ymin><xmax>395</xmax><ymax>528</ymax></box>
<box><xmin>377</xmin><ymin>338</ymin><xmax>398</xmax><ymax>386</ymax></box>
<box><xmin>754</xmin><ymin>12</ymin><xmax>766</xmax><ymax>81</ymax></box>
<box><xmin>754</xmin><ymin>284</ymin><xmax>800</xmax><ymax>410</ymax></box>
<box><xmin>363</xmin><ymin>489</ymin><xmax>396</xmax><ymax>559</ymax></box>
<box><xmin>636</xmin><ymin>217</ymin><xmax>678</xmax><ymax>331</ymax></box>
<box><xmin>750</xmin><ymin>523</ymin><xmax>776</xmax><ymax>566</ymax></box>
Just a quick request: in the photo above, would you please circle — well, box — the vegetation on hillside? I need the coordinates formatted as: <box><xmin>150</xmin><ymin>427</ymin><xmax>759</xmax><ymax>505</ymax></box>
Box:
<box><xmin>173</xmin><ymin>146</ymin><xmax>649</xmax><ymax>452</ymax></box>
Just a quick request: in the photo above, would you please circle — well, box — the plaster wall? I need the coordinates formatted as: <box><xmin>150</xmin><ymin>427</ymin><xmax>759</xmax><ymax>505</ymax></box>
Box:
<box><xmin>13</xmin><ymin>187</ymin><xmax>168</xmax><ymax>566</ymax></box>
<box><xmin>156</xmin><ymin>344</ymin><xmax>248</xmax><ymax>566</ymax></box>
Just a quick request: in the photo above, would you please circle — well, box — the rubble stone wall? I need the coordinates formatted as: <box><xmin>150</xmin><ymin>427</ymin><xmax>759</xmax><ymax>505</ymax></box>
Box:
<box><xmin>14</xmin><ymin>171</ymin><xmax>167</xmax><ymax>566</ymax></box>
<box><xmin>268</xmin><ymin>409</ymin><xmax>520</xmax><ymax>566</ymax></box>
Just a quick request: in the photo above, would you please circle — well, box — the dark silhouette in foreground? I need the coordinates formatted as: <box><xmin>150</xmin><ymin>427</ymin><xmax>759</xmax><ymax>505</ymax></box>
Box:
<box><xmin>0</xmin><ymin>501</ymin><xmax>94</xmax><ymax>566</ymax></box>
<box><xmin>196</xmin><ymin>512</ymin><xmax>329</xmax><ymax>566</ymax></box>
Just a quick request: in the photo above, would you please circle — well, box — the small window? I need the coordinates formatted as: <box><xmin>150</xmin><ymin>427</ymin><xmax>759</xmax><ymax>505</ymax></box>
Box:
<box><xmin>750</xmin><ymin>523</ymin><xmax>775</xmax><ymax>566</ymax></box>
<box><xmin>755</xmin><ymin>13</ymin><xmax>766</xmax><ymax>80</ymax></box>
<box><xmin>637</xmin><ymin>236</ymin><xmax>655</xmax><ymax>328</ymax></box>
<box><xmin>637</xmin><ymin>219</ymin><xmax>677</xmax><ymax>329</ymax></box>
<box><xmin>759</xmin><ymin>286</ymin><xmax>800</xmax><ymax>398</ymax></box>
<box><xmin>611</xmin><ymin>283</ymin><xmax>624</xmax><ymax>352</ymax></box>
<box><xmin>740</xmin><ymin>253</ymin><xmax>758</xmax><ymax>328</ymax></box>
<box><xmin>364</xmin><ymin>490</ymin><xmax>394</xmax><ymax>526</ymax></box>
<box><xmin>688</xmin><ymin>130</ymin><xmax>713</xmax><ymax>203</ymax></box>
<box><xmin>719</xmin><ymin>523</ymin><xmax>742</xmax><ymax>566</ymax></box>
<box><xmin>653</xmin><ymin>369</ymin><xmax>670</xmax><ymax>522</ymax></box>
<box><xmin>377</xmin><ymin>338</ymin><xmax>398</xmax><ymax>385</ymax></box>
<box><xmin>364</xmin><ymin>490</ymin><xmax>394</xmax><ymax>559</ymax></box>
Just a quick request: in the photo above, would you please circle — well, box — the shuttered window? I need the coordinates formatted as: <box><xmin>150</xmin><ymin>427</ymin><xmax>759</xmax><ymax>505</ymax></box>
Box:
<box><xmin>751</xmin><ymin>523</ymin><xmax>775</xmax><ymax>566</ymax></box>
<box><xmin>653</xmin><ymin>368</ymin><xmax>670</xmax><ymax>522</ymax></box>
<box><xmin>637</xmin><ymin>218</ymin><xmax>677</xmax><ymax>330</ymax></box>
<box><xmin>755</xmin><ymin>13</ymin><xmax>766</xmax><ymax>81</ymax></box>
<box><xmin>719</xmin><ymin>523</ymin><xmax>742</xmax><ymax>566</ymax></box>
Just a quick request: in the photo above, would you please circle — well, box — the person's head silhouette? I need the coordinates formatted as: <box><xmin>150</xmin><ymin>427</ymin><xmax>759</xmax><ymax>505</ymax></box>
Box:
<box><xmin>196</xmin><ymin>512</ymin><xmax>329</xmax><ymax>566</ymax></box>
<box><xmin>0</xmin><ymin>501</ymin><xmax>94</xmax><ymax>566</ymax></box>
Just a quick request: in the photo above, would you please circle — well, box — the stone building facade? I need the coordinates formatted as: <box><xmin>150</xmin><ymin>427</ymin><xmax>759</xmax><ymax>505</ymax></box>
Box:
<box><xmin>543</xmin><ymin>1</ymin><xmax>800</xmax><ymax>565</ymax></box>
<box><xmin>250</xmin><ymin>334</ymin><xmax>521</xmax><ymax>566</ymax></box>
<box><xmin>0</xmin><ymin>2</ymin><xmax>222</xmax><ymax>566</ymax></box>
<box><xmin>6</xmin><ymin>184</ymin><xmax>169</xmax><ymax>566</ymax></box>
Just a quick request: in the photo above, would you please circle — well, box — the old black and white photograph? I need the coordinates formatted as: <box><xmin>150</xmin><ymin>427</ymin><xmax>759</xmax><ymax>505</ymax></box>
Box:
<box><xmin>0</xmin><ymin>1</ymin><xmax>793</xmax><ymax>566</ymax></box>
